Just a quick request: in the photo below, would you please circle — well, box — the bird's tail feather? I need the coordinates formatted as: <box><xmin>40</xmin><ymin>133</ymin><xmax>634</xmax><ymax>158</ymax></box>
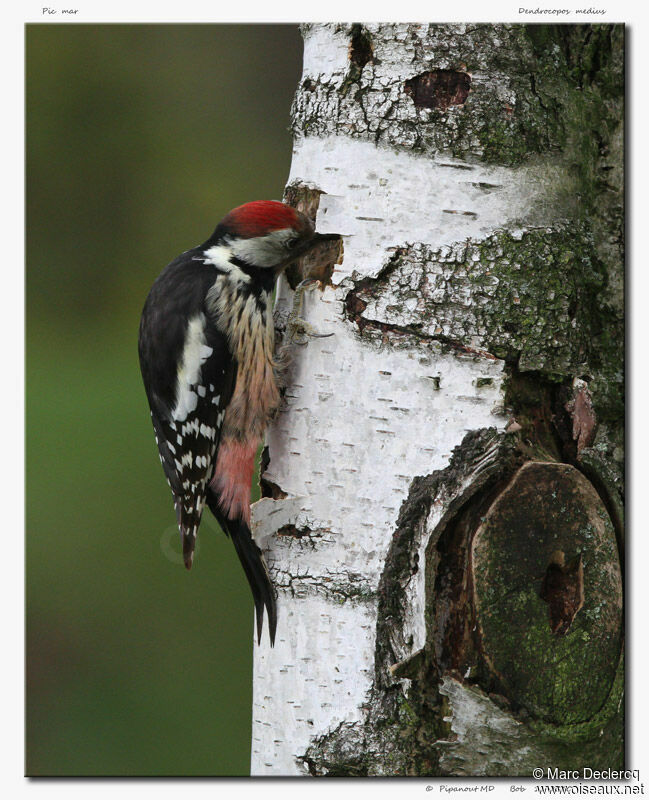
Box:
<box><xmin>206</xmin><ymin>490</ymin><xmax>277</xmax><ymax>646</ymax></box>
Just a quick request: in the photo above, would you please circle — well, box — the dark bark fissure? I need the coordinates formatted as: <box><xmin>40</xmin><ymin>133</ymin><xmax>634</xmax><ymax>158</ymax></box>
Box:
<box><xmin>349</xmin><ymin>24</ymin><xmax>373</xmax><ymax>70</ymax></box>
<box><xmin>431</xmin><ymin>476</ymin><xmax>510</xmax><ymax>680</ymax></box>
<box><xmin>343</xmin><ymin>249</ymin><xmax>499</xmax><ymax>361</ymax></box>
<box><xmin>540</xmin><ymin>553</ymin><xmax>585</xmax><ymax>636</ymax></box>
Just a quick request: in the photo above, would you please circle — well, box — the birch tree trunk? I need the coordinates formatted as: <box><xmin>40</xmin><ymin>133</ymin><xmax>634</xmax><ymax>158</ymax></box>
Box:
<box><xmin>250</xmin><ymin>23</ymin><xmax>624</xmax><ymax>777</ymax></box>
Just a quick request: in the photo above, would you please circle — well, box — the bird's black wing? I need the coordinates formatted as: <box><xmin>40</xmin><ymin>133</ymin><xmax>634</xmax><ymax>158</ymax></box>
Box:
<box><xmin>138</xmin><ymin>252</ymin><xmax>237</xmax><ymax>567</ymax></box>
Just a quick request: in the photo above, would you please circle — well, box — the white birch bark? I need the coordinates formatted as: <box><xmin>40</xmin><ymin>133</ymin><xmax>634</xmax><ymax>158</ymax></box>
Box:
<box><xmin>249</xmin><ymin>23</ymin><xmax>624</xmax><ymax>776</ymax></box>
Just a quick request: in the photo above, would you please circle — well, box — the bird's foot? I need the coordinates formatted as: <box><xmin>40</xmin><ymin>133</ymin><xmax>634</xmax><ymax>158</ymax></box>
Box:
<box><xmin>286</xmin><ymin>279</ymin><xmax>334</xmax><ymax>346</ymax></box>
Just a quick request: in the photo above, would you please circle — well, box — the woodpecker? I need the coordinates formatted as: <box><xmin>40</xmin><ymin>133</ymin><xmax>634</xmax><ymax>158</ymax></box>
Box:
<box><xmin>138</xmin><ymin>200</ymin><xmax>337</xmax><ymax>645</ymax></box>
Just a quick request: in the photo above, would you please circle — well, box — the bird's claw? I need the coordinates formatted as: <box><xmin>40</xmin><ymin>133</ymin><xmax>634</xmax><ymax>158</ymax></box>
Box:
<box><xmin>295</xmin><ymin>278</ymin><xmax>319</xmax><ymax>292</ymax></box>
<box><xmin>286</xmin><ymin>278</ymin><xmax>334</xmax><ymax>345</ymax></box>
<box><xmin>287</xmin><ymin>318</ymin><xmax>334</xmax><ymax>346</ymax></box>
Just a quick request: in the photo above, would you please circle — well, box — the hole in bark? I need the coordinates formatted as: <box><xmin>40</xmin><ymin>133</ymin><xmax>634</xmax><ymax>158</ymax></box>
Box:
<box><xmin>301</xmin><ymin>235</ymin><xmax>343</xmax><ymax>289</ymax></box>
<box><xmin>349</xmin><ymin>23</ymin><xmax>373</xmax><ymax>68</ymax></box>
<box><xmin>260</xmin><ymin>445</ymin><xmax>270</xmax><ymax>474</ymax></box>
<box><xmin>404</xmin><ymin>70</ymin><xmax>471</xmax><ymax>111</ymax></box>
<box><xmin>345</xmin><ymin>292</ymin><xmax>368</xmax><ymax>331</ymax></box>
<box><xmin>276</xmin><ymin>524</ymin><xmax>312</xmax><ymax>539</ymax></box>
<box><xmin>540</xmin><ymin>552</ymin><xmax>585</xmax><ymax>636</ymax></box>
<box><xmin>259</xmin><ymin>446</ymin><xmax>287</xmax><ymax>500</ymax></box>
<box><xmin>283</xmin><ymin>182</ymin><xmax>343</xmax><ymax>289</ymax></box>
<box><xmin>260</xmin><ymin>477</ymin><xmax>287</xmax><ymax>500</ymax></box>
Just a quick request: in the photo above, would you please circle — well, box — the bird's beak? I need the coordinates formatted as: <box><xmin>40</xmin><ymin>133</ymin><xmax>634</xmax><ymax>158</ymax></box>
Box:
<box><xmin>280</xmin><ymin>232</ymin><xmax>341</xmax><ymax>269</ymax></box>
<box><xmin>309</xmin><ymin>232</ymin><xmax>341</xmax><ymax>246</ymax></box>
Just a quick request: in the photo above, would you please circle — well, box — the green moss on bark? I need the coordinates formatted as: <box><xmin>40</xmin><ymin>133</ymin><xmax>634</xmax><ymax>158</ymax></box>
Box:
<box><xmin>345</xmin><ymin>227</ymin><xmax>622</xmax><ymax>427</ymax></box>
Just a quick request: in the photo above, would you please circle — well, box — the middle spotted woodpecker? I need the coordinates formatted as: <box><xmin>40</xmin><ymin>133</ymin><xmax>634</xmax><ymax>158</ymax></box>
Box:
<box><xmin>138</xmin><ymin>200</ymin><xmax>339</xmax><ymax>645</ymax></box>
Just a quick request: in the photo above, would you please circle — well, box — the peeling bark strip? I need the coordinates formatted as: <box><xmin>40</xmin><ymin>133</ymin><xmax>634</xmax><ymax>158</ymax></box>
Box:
<box><xmin>565</xmin><ymin>378</ymin><xmax>598</xmax><ymax>454</ymax></box>
<box><xmin>282</xmin><ymin>182</ymin><xmax>344</xmax><ymax>289</ymax></box>
<box><xmin>250</xmin><ymin>23</ymin><xmax>623</xmax><ymax>776</ymax></box>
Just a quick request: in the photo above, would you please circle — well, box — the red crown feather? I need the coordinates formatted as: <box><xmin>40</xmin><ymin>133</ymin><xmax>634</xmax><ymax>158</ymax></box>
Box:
<box><xmin>221</xmin><ymin>201</ymin><xmax>302</xmax><ymax>239</ymax></box>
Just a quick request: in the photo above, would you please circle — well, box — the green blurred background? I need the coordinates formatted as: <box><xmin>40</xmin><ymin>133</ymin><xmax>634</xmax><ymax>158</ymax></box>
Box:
<box><xmin>26</xmin><ymin>24</ymin><xmax>302</xmax><ymax>776</ymax></box>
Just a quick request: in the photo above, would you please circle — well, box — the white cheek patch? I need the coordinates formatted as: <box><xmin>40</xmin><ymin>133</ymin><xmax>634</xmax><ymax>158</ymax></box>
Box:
<box><xmin>229</xmin><ymin>229</ymin><xmax>294</xmax><ymax>268</ymax></box>
<box><xmin>172</xmin><ymin>314</ymin><xmax>213</xmax><ymax>422</ymax></box>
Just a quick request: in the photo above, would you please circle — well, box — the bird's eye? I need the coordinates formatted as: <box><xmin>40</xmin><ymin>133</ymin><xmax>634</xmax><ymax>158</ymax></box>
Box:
<box><xmin>286</xmin><ymin>236</ymin><xmax>299</xmax><ymax>250</ymax></box>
